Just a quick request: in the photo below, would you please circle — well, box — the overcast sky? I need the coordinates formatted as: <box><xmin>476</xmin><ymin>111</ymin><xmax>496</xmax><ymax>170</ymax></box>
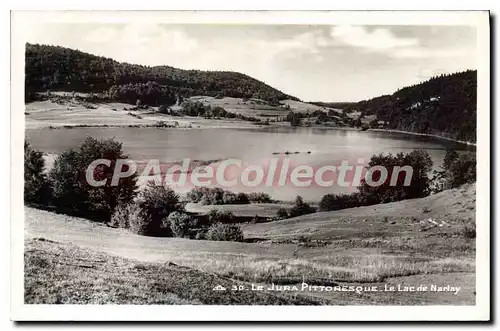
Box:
<box><xmin>25</xmin><ymin>23</ymin><xmax>477</xmax><ymax>101</ymax></box>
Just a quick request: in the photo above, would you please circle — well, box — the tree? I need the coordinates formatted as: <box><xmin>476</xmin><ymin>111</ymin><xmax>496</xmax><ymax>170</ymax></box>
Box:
<box><xmin>25</xmin><ymin>43</ymin><xmax>300</xmax><ymax>104</ymax></box>
<box><xmin>341</xmin><ymin>70</ymin><xmax>477</xmax><ymax>142</ymax></box>
<box><xmin>289</xmin><ymin>196</ymin><xmax>316</xmax><ymax>218</ymax></box>
<box><xmin>446</xmin><ymin>153</ymin><xmax>476</xmax><ymax>188</ymax></box>
<box><xmin>433</xmin><ymin>149</ymin><xmax>475</xmax><ymax>191</ymax></box>
<box><xmin>49</xmin><ymin>137</ymin><xmax>137</xmax><ymax>221</ymax></box>
<box><xmin>24</xmin><ymin>142</ymin><xmax>51</xmax><ymax>204</ymax></box>
<box><xmin>319</xmin><ymin>193</ymin><xmax>362</xmax><ymax>212</ymax></box>
<box><xmin>207</xmin><ymin>209</ymin><xmax>235</xmax><ymax>224</ymax></box>
<box><xmin>277</xmin><ymin>207</ymin><xmax>289</xmax><ymax>219</ymax></box>
<box><xmin>167</xmin><ymin>211</ymin><xmax>195</xmax><ymax>238</ymax></box>
<box><xmin>206</xmin><ymin>223</ymin><xmax>244</xmax><ymax>242</ymax></box>
<box><xmin>136</xmin><ymin>183</ymin><xmax>184</xmax><ymax>236</ymax></box>
<box><xmin>287</xmin><ymin>111</ymin><xmax>301</xmax><ymax>127</ymax></box>
<box><xmin>357</xmin><ymin>150</ymin><xmax>433</xmax><ymax>204</ymax></box>
<box><xmin>212</xmin><ymin>106</ymin><xmax>227</xmax><ymax>118</ymax></box>
<box><xmin>443</xmin><ymin>148</ymin><xmax>459</xmax><ymax>170</ymax></box>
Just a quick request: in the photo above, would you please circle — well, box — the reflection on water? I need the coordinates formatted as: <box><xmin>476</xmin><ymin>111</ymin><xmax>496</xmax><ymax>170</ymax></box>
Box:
<box><xmin>25</xmin><ymin>127</ymin><xmax>474</xmax><ymax>201</ymax></box>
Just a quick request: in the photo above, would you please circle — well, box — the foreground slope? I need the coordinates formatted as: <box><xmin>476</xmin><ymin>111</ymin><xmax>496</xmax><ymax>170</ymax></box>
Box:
<box><xmin>24</xmin><ymin>183</ymin><xmax>476</xmax><ymax>305</ymax></box>
<box><xmin>243</xmin><ymin>183</ymin><xmax>476</xmax><ymax>240</ymax></box>
<box><xmin>25</xmin><ymin>238</ymin><xmax>320</xmax><ymax>305</ymax></box>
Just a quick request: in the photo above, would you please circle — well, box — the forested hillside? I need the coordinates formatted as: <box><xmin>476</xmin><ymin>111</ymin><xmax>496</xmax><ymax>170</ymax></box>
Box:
<box><xmin>25</xmin><ymin>43</ymin><xmax>299</xmax><ymax>104</ymax></box>
<box><xmin>344</xmin><ymin>70</ymin><xmax>477</xmax><ymax>142</ymax></box>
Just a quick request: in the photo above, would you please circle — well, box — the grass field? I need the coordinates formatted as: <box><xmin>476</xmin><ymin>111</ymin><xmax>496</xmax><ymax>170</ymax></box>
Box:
<box><xmin>24</xmin><ymin>183</ymin><xmax>476</xmax><ymax>305</ymax></box>
<box><xmin>25</xmin><ymin>238</ymin><xmax>321</xmax><ymax>305</ymax></box>
<box><xmin>25</xmin><ymin>95</ymin><xmax>347</xmax><ymax>130</ymax></box>
<box><xmin>243</xmin><ymin>183</ymin><xmax>476</xmax><ymax>240</ymax></box>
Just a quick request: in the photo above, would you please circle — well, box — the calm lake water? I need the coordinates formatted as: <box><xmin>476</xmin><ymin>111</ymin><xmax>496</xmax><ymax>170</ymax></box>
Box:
<box><xmin>25</xmin><ymin>127</ymin><xmax>473</xmax><ymax>201</ymax></box>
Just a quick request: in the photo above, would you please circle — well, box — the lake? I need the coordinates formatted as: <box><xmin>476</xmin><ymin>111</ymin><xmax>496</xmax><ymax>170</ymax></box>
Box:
<box><xmin>25</xmin><ymin>127</ymin><xmax>473</xmax><ymax>201</ymax></box>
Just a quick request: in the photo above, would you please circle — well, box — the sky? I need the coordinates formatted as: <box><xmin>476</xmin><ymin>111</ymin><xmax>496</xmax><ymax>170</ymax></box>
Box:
<box><xmin>24</xmin><ymin>23</ymin><xmax>477</xmax><ymax>102</ymax></box>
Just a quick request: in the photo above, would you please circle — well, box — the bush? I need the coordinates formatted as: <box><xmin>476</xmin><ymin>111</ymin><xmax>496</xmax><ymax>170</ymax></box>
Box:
<box><xmin>247</xmin><ymin>192</ymin><xmax>272</xmax><ymax>203</ymax></box>
<box><xmin>207</xmin><ymin>209</ymin><xmax>235</xmax><ymax>224</ymax></box>
<box><xmin>318</xmin><ymin>193</ymin><xmax>363</xmax><ymax>212</ymax></box>
<box><xmin>235</xmin><ymin>192</ymin><xmax>250</xmax><ymax>204</ymax></box>
<box><xmin>109</xmin><ymin>203</ymin><xmax>136</xmax><ymax>229</ymax></box>
<box><xmin>222</xmin><ymin>191</ymin><xmax>250</xmax><ymax>204</ymax></box>
<box><xmin>222</xmin><ymin>191</ymin><xmax>238</xmax><ymax>204</ymax></box>
<box><xmin>167</xmin><ymin>211</ymin><xmax>195</xmax><ymax>238</ymax></box>
<box><xmin>158</xmin><ymin>104</ymin><xmax>170</xmax><ymax>114</ymax></box>
<box><xmin>460</xmin><ymin>224</ymin><xmax>476</xmax><ymax>239</ymax></box>
<box><xmin>186</xmin><ymin>187</ymin><xmax>206</xmax><ymax>203</ymax></box>
<box><xmin>187</xmin><ymin>187</ymin><xmax>251</xmax><ymax>205</ymax></box>
<box><xmin>108</xmin><ymin>202</ymin><xmax>165</xmax><ymax>237</ymax></box>
<box><xmin>445</xmin><ymin>152</ymin><xmax>476</xmax><ymax>188</ymax></box>
<box><xmin>49</xmin><ymin>137</ymin><xmax>137</xmax><ymax>221</ymax></box>
<box><xmin>289</xmin><ymin>196</ymin><xmax>316</xmax><ymax>218</ymax></box>
<box><xmin>24</xmin><ymin>142</ymin><xmax>51</xmax><ymax>205</ymax></box>
<box><xmin>194</xmin><ymin>231</ymin><xmax>206</xmax><ymax>240</ymax></box>
<box><xmin>135</xmin><ymin>183</ymin><xmax>184</xmax><ymax>236</ymax></box>
<box><xmin>358</xmin><ymin>150</ymin><xmax>433</xmax><ymax>204</ymax></box>
<box><xmin>287</xmin><ymin>111</ymin><xmax>301</xmax><ymax>126</ymax></box>
<box><xmin>186</xmin><ymin>187</ymin><xmax>225</xmax><ymax>205</ymax></box>
<box><xmin>433</xmin><ymin>149</ymin><xmax>475</xmax><ymax>192</ymax></box>
<box><xmin>277</xmin><ymin>207</ymin><xmax>289</xmax><ymax>219</ymax></box>
<box><xmin>206</xmin><ymin>223</ymin><xmax>244</xmax><ymax>242</ymax></box>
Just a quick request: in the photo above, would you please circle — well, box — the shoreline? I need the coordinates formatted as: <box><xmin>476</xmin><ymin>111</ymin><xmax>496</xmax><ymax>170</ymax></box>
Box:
<box><xmin>26</xmin><ymin>121</ymin><xmax>476</xmax><ymax>147</ymax></box>
<box><xmin>368</xmin><ymin>128</ymin><xmax>476</xmax><ymax>147</ymax></box>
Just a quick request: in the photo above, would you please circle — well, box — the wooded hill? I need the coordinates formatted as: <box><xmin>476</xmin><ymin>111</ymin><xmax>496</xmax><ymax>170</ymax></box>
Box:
<box><xmin>25</xmin><ymin>43</ymin><xmax>299</xmax><ymax>105</ymax></box>
<box><xmin>343</xmin><ymin>70</ymin><xmax>477</xmax><ymax>142</ymax></box>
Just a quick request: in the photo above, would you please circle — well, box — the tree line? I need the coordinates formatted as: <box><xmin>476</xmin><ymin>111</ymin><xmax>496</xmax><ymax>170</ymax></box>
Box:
<box><xmin>25</xmin><ymin>138</ymin><xmax>476</xmax><ymax>239</ymax></box>
<box><xmin>25</xmin><ymin>43</ymin><xmax>298</xmax><ymax>104</ymax></box>
<box><xmin>342</xmin><ymin>70</ymin><xmax>477</xmax><ymax>142</ymax></box>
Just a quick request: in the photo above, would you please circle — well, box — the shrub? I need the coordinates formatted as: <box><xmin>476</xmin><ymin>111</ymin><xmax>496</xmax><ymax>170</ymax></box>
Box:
<box><xmin>127</xmin><ymin>204</ymin><xmax>151</xmax><ymax>235</ymax></box>
<box><xmin>358</xmin><ymin>150</ymin><xmax>433</xmax><ymax>204</ymax></box>
<box><xmin>109</xmin><ymin>203</ymin><xmax>136</xmax><ymax>229</ymax></box>
<box><xmin>222</xmin><ymin>191</ymin><xmax>238</xmax><ymax>204</ymax></box>
<box><xmin>222</xmin><ymin>191</ymin><xmax>250</xmax><ymax>204</ymax></box>
<box><xmin>135</xmin><ymin>183</ymin><xmax>184</xmax><ymax>236</ymax></box>
<box><xmin>201</xmin><ymin>187</ymin><xmax>225</xmax><ymax>205</ymax></box>
<box><xmin>207</xmin><ymin>209</ymin><xmax>235</xmax><ymax>224</ymax></box>
<box><xmin>446</xmin><ymin>153</ymin><xmax>476</xmax><ymax>188</ymax></box>
<box><xmin>235</xmin><ymin>192</ymin><xmax>250</xmax><ymax>204</ymax></box>
<box><xmin>247</xmin><ymin>192</ymin><xmax>272</xmax><ymax>203</ymax></box>
<box><xmin>194</xmin><ymin>231</ymin><xmax>206</xmax><ymax>240</ymax></box>
<box><xmin>289</xmin><ymin>196</ymin><xmax>316</xmax><ymax>218</ymax></box>
<box><xmin>108</xmin><ymin>202</ymin><xmax>165</xmax><ymax>237</ymax></box>
<box><xmin>460</xmin><ymin>224</ymin><xmax>476</xmax><ymax>239</ymax></box>
<box><xmin>49</xmin><ymin>137</ymin><xmax>137</xmax><ymax>221</ymax></box>
<box><xmin>319</xmin><ymin>193</ymin><xmax>364</xmax><ymax>211</ymax></box>
<box><xmin>24</xmin><ymin>142</ymin><xmax>51</xmax><ymax>205</ymax></box>
<box><xmin>186</xmin><ymin>187</ymin><xmax>225</xmax><ymax>205</ymax></box>
<box><xmin>206</xmin><ymin>223</ymin><xmax>244</xmax><ymax>242</ymax></box>
<box><xmin>287</xmin><ymin>111</ymin><xmax>301</xmax><ymax>126</ymax></box>
<box><xmin>277</xmin><ymin>207</ymin><xmax>289</xmax><ymax>219</ymax></box>
<box><xmin>167</xmin><ymin>212</ymin><xmax>195</xmax><ymax>238</ymax></box>
<box><xmin>186</xmin><ymin>187</ymin><xmax>206</xmax><ymax>203</ymax></box>
<box><xmin>158</xmin><ymin>104</ymin><xmax>170</xmax><ymax>114</ymax></box>
<box><xmin>187</xmin><ymin>187</ymin><xmax>251</xmax><ymax>205</ymax></box>
<box><xmin>433</xmin><ymin>149</ymin><xmax>475</xmax><ymax>192</ymax></box>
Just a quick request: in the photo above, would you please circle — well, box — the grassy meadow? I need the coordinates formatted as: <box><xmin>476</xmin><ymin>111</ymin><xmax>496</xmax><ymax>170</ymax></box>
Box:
<box><xmin>24</xmin><ymin>183</ymin><xmax>476</xmax><ymax>305</ymax></box>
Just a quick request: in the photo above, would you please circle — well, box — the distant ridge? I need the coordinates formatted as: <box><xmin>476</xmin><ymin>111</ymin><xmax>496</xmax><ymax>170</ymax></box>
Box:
<box><xmin>25</xmin><ymin>43</ymin><xmax>300</xmax><ymax>104</ymax></box>
<box><xmin>343</xmin><ymin>70</ymin><xmax>477</xmax><ymax>142</ymax></box>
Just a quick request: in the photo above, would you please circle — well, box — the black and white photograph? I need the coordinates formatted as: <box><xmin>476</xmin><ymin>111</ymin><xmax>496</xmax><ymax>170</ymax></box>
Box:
<box><xmin>9</xmin><ymin>10</ymin><xmax>490</xmax><ymax>321</ymax></box>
